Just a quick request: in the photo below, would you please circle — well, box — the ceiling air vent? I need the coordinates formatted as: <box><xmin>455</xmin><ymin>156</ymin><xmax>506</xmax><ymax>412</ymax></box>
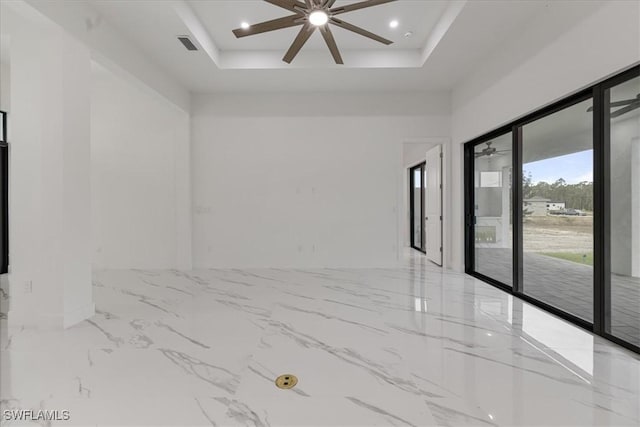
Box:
<box><xmin>177</xmin><ymin>36</ymin><xmax>198</xmax><ymax>51</ymax></box>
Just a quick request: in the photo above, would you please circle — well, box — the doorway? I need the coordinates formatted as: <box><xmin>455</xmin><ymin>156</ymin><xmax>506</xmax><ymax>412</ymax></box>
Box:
<box><xmin>408</xmin><ymin>144</ymin><xmax>444</xmax><ymax>265</ymax></box>
<box><xmin>424</xmin><ymin>145</ymin><xmax>443</xmax><ymax>265</ymax></box>
<box><xmin>0</xmin><ymin>110</ymin><xmax>7</xmax><ymax>274</ymax></box>
<box><xmin>409</xmin><ymin>162</ymin><xmax>425</xmax><ymax>253</ymax></box>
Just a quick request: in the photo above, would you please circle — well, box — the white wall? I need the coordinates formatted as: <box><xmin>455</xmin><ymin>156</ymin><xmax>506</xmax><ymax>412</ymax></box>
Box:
<box><xmin>191</xmin><ymin>92</ymin><xmax>450</xmax><ymax>269</ymax></box>
<box><xmin>0</xmin><ymin>59</ymin><xmax>9</xmax><ymax>317</ymax></box>
<box><xmin>611</xmin><ymin>118</ymin><xmax>640</xmax><ymax>277</ymax></box>
<box><xmin>448</xmin><ymin>0</ymin><xmax>640</xmax><ymax>271</ymax></box>
<box><xmin>91</xmin><ymin>64</ymin><xmax>191</xmax><ymax>270</ymax></box>
<box><xmin>23</xmin><ymin>0</ymin><xmax>190</xmax><ymax>112</ymax></box>
<box><xmin>0</xmin><ymin>62</ymin><xmax>9</xmax><ymax>112</ymax></box>
<box><xmin>403</xmin><ymin>143</ymin><xmax>433</xmax><ymax>169</ymax></box>
<box><xmin>2</xmin><ymin>3</ymin><xmax>94</xmax><ymax>329</ymax></box>
<box><xmin>0</xmin><ymin>0</ymin><xmax>193</xmax><ymax>334</ymax></box>
<box><xmin>632</xmin><ymin>137</ymin><xmax>640</xmax><ymax>277</ymax></box>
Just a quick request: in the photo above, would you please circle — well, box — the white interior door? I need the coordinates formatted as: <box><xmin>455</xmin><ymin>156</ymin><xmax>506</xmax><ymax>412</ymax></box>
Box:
<box><xmin>425</xmin><ymin>145</ymin><xmax>442</xmax><ymax>265</ymax></box>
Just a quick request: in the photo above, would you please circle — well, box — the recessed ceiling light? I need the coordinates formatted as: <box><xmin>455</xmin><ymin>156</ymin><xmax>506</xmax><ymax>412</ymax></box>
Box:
<box><xmin>389</xmin><ymin>20</ymin><xmax>399</xmax><ymax>29</ymax></box>
<box><xmin>309</xmin><ymin>10</ymin><xmax>329</xmax><ymax>26</ymax></box>
<box><xmin>240</xmin><ymin>22</ymin><xmax>250</xmax><ymax>30</ymax></box>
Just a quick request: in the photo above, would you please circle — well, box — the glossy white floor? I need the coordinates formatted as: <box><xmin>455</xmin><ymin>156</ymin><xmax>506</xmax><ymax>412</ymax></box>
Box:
<box><xmin>1</xmin><ymin>254</ymin><xmax>639</xmax><ymax>426</ymax></box>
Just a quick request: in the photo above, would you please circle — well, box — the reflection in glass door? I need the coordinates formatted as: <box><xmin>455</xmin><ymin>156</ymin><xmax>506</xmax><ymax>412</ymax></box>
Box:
<box><xmin>521</xmin><ymin>98</ymin><xmax>594</xmax><ymax>322</ymax></box>
<box><xmin>464</xmin><ymin>65</ymin><xmax>640</xmax><ymax>354</ymax></box>
<box><xmin>410</xmin><ymin>163</ymin><xmax>425</xmax><ymax>252</ymax></box>
<box><xmin>606</xmin><ymin>73</ymin><xmax>640</xmax><ymax>349</ymax></box>
<box><xmin>473</xmin><ymin>133</ymin><xmax>513</xmax><ymax>286</ymax></box>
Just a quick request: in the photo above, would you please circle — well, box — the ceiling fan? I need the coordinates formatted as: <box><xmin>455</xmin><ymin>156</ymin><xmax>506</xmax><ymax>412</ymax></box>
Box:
<box><xmin>475</xmin><ymin>141</ymin><xmax>510</xmax><ymax>158</ymax></box>
<box><xmin>232</xmin><ymin>0</ymin><xmax>397</xmax><ymax>64</ymax></box>
<box><xmin>587</xmin><ymin>93</ymin><xmax>640</xmax><ymax>118</ymax></box>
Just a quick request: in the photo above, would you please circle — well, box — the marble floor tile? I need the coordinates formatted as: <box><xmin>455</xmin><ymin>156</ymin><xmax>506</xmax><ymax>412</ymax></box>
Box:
<box><xmin>0</xmin><ymin>254</ymin><xmax>639</xmax><ymax>426</ymax></box>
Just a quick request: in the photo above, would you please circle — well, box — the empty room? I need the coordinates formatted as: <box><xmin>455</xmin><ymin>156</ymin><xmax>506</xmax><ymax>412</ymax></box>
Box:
<box><xmin>0</xmin><ymin>0</ymin><xmax>639</xmax><ymax>425</ymax></box>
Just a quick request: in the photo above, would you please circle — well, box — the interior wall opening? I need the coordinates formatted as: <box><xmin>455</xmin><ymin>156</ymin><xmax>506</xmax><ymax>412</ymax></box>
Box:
<box><xmin>409</xmin><ymin>162</ymin><xmax>426</xmax><ymax>253</ymax></box>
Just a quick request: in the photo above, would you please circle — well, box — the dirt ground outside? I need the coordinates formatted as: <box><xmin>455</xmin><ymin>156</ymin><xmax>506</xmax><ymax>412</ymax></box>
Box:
<box><xmin>522</xmin><ymin>215</ymin><xmax>593</xmax><ymax>253</ymax></box>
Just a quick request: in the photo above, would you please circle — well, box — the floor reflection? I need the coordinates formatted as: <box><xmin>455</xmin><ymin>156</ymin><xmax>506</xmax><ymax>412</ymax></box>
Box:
<box><xmin>0</xmin><ymin>252</ymin><xmax>637</xmax><ymax>426</ymax></box>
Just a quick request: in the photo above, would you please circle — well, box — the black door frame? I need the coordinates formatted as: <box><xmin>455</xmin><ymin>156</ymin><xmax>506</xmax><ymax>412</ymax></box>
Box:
<box><xmin>464</xmin><ymin>65</ymin><xmax>640</xmax><ymax>355</ymax></box>
<box><xmin>409</xmin><ymin>162</ymin><xmax>426</xmax><ymax>253</ymax></box>
<box><xmin>596</xmin><ymin>66</ymin><xmax>640</xmax><ymax>352</ymax></box>
<box><xmin>0</xmin><ymin>110</ymin><xmax>8</xmax><ymax>274</ymax></box>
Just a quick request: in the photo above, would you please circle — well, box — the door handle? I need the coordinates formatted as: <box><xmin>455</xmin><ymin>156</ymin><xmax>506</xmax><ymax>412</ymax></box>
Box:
<box><xmin>466</xmin><ymin>214</ymin><xmax>476</xmax><ymax>227</ymax></box>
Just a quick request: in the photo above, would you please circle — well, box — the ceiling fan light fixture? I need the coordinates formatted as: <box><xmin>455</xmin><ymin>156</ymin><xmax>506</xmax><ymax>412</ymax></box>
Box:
<box><xmin>309</xmin><ymin>10</ymin><xmax>329</xmax><ymax>26</ymax></box>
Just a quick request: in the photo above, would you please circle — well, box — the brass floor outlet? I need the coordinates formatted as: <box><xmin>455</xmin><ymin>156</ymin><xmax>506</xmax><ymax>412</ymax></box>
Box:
<box><xmin>275</xmin><ymin>374</ymin><xmax>298</xmax><ymax>389</ymax></box>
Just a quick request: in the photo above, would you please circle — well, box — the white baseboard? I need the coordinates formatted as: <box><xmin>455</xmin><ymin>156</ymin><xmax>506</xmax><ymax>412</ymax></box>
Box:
<box><xmin>7</xmin><ymin>302</ymin><xmax>95</xmax><ymax>330</ymax></box>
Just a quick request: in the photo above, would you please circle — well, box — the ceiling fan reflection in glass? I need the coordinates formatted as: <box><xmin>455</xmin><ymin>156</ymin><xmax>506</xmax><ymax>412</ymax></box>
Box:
<box><xmin>475</xmin><ymin>141</ymin><xmax>511</xmax><ymax>158</ymax></box>
<box><xmin>586</xmin><ymin>92</ymin><xmax>640</xmax><ymax>118</ymax></box>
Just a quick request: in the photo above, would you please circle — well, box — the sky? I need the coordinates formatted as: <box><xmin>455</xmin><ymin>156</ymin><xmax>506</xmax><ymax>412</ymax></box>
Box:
<box><xmin>524</xmin><ymin>149</ymin><xmax>593</xmax><ymax>184</ymax></box>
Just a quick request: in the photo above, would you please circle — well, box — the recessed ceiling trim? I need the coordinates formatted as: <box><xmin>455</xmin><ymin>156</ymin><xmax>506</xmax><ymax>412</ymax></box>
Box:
<box><xmin>170</xmin><ymin>0</ymin><xmax>468</xmax><ymax>70</ymax></box>
<box><xmin>219</xmin><ymin>49</ymin><xmax>422</xmax><ymax>69</ymax></box>
<box><xmin>233</xmin><ymin>0</ymin><xmax>397</xmax><ymax>64</ymax></box>
<box><xmin>172</xmin><ymin>0</ymin><xmax>220</xmax><ymax>64</ymax></box>
<box><xmin>421</xmin><ymin>0</ymin><xmax>466</xmax><ymax>63</ymax></box>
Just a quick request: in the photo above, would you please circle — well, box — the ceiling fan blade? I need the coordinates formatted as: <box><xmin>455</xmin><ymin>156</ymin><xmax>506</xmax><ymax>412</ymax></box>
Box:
<box><xmin>610</xmin><ymin>101</ymin><xmax>640</xmax><ymax>118</ymax></box>
<box><xmin>320</xmin><ymin>25</ymin><xmax>343</xmax><ymax>64</ymax></box>
<box><xmin>233</xmin><ymin>14</ymin><xmax>303</xmax><ymax>38</ymax></box>
<box><xmin>331</xmin><ymin>0</ymin><xmax>397</xmax><ymax>16</ymax></box>
<box><xmin>264</xmin><ymin>0</ymin><xmax>307</xmax><ymax>13</ymax></box>
<box><xmin>283</xmin><ymin>23</ymin><xmax>316</xmax><ymax>63</ymax></box>
<box><xmin>610</xmin><ymin>99</ymin><xmax>638</xmax><ymax>107</ymax></box>
<box><xmin>322</xmin><ymin>0</ymin><xmax>338</xmax><ymax>7</ymax></box>
<box><xmin>330</xmin><ymin>18</ymin><xmax>393</xmax><ymax>45</ymax></box>
<box><xmin>587</xmin><ymin>95</ymin><xmax>640</xmax><ymax>111</ymax></box>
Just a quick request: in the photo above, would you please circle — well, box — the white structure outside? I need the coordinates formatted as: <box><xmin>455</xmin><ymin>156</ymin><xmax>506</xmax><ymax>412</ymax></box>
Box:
<box><xmin>548</xmin><ymin>202</ymin><xmax>566</xmax><ymax>211</ymax></box>
<box><xmin>524</xmin><ymin>197</ymin><xmax>551</xmax><ymax>217</ymax></box>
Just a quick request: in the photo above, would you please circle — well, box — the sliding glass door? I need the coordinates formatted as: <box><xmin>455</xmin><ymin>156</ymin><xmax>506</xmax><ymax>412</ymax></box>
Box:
<box><xmin>464</xmin><ymin>65</ymin><xmax>640</xmax><ymax>354</ymax></box>
<box><xmin>521</xmin><ymin>98</ymin><xmax>594</xmax><ymax>322</ymax></box>
<box><xmin>605</xmin><ymin>72</ymin><xmax>640</xmax><ymax>349</ymax></box>
<box><xmin>473</xmin><ymin>133</ymin><xmax>513</xmax><ymax>286</ymax></box>
<box><xmin>410</xmin><ymin>163</ymin><xmax>425</xmax><ymax>252</ymax></box>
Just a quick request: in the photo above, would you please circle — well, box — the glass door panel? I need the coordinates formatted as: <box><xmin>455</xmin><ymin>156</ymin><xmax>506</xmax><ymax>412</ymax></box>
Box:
<box><xmin>606</xmin><ymin>74</ymin><xmax>640</xmax><ymax>348</ymax></box>
<box><xmin>521</xmin><ymin>99</ymin><xmax>594</xmax><ymax>322</ymax></box>
<box><xmin>473</xmin><ymin>133</ymin><xmax>513</xmax><ymax>286</ymax></box>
